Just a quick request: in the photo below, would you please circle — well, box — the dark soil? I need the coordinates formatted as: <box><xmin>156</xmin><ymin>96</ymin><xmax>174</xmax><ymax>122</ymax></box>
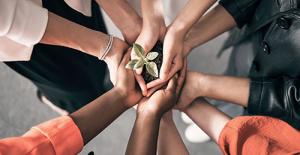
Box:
<box><xmin>142</xmin><ymin>41</ymin><xmax>163</xmax><ymax>83</ymax></box>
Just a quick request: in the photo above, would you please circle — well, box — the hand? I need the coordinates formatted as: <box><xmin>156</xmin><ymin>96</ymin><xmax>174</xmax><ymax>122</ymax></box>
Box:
<box><xmin>146</xmin><ymin>59</ymin><xmax>187</xmax><ymax>97</ymax></box>
<box><xmin>90</xmin><ymin>35</ymin><xmax>151</xmax><ymax>90</ymax></box>
<box><xmin>114</xmin><ymin>50</ymin><xmax>143</xmax><ymax>108</ymax></box>
<box><xmin>175</xmin><ymin>71</ymin><xmax>206</xmax><ymax>111</ymax></box>
<box><xmin>131</xmin><ymin>0</ymin><xmax>166</xmax><ymax>93</ymax></box>
<box><xmin>104</xmin><ymin>37</ymin><xmax>129</xmax><ymax>85</ymax></box>
<box><xmin>137</xmin><ymin>65</ymin><xmax>186</xmax><ymax>116</ymax></box>
<box><xmin>137</xmin><ymin>77</ymin><xmax>178</xmax><ymax>116</ymax></box>
<box><xmin>147</xmin><ymin>29</ymin><xmax>185</xmax><ymax>89</ymax></box>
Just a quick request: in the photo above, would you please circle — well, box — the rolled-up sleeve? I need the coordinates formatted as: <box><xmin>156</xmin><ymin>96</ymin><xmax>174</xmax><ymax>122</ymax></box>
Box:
<box><xmin>219</xmin><ymin>0</ymin><xmax>259</xmax><ymax>28</ymax></box>
<box><xmin>0</xmin><ymin>116</ymin><xmax>84</xmax><ymax>155</ymax></box>
<box><xmin>0</xmin><ymin>0</ymin><xmax>48</xmax><ymax>46</ymax></box>
<box><xmin>0</xmin><ymin>0</ymin><xmax>48</xmax><ymax>61</ymax></box>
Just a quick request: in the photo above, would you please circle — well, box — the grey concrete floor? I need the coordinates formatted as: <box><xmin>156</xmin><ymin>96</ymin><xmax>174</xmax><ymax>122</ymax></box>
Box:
<box><xmin>0</xmin><ymin>33</ymin><xmax>238</xmax><ymax>155</ymax></box>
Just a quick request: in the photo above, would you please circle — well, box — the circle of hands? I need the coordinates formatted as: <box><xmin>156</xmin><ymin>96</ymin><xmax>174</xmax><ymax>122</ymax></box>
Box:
<box><xmin>106</xmin><ymin>2</ymin><xmax>197</xmax><ymax>115</ymax></box>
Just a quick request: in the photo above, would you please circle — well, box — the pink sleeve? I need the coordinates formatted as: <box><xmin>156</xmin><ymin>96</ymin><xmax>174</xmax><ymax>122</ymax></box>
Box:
<box><xmin>0</xmin><ymin>116</ymin><xmax>84</xmax><ymax>155</ymax></box>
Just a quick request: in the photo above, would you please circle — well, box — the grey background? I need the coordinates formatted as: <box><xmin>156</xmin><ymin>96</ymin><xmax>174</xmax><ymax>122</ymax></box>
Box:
<box><xmin>0</xmin><ymin>32</ymin><xmax>237</xmax><ymax>155</ymax></box>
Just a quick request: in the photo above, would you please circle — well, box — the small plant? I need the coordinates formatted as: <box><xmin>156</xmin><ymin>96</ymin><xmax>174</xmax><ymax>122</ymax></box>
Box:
<box><xmin>126</xmin><ymin>43</ymin><xmax>159</xmax><ymax>77</ymax></box>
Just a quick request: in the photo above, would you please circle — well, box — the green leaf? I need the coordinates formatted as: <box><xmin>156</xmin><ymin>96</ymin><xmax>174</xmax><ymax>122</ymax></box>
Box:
<box><xmin>146</xmin><ymin>62</ymin><xmax>158</xmax><ymax>77</ymax></box>
<box><xmin>133</xmin><ymin>43</ymin><xmax>145</xmax><ymax>58</ymax></box>
<box><xmin>125</xmin><ymin>59</ymin><xmax>139</xmax><ymax>69</ymax></box>
<box><xmin>146</xmin><ymin>52</ymin><xmax>159</xmax><ymax>61</ymax></box>
<box><xmin>134</xmin><ymin>59</ymin><xmax>145</xmax><ymax>69</ymax></box>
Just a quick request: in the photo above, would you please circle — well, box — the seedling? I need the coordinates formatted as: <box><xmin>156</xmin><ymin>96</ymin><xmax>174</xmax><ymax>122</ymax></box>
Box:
<box><xmin>126</xmin><ymin>43</ymin><xmax>159</xmax><ymax>78</ymax></box>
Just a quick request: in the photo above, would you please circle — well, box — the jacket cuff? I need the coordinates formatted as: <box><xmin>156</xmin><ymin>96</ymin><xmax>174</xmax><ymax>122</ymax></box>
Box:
<box><xmin>247</xmin><ymin>78</ymin><xmax>263</xmax><ymax>114</ymax></box>
<box><xmin>32</xmin><ymin>116</ymin><xmax>84</xmax><ymax>155</ymax></box>
<box><xmin>219</xmin><ymin>0</ymin><xmax>257</xmax><ymax>28</ymax></box>
<box><xmin>6</xmin><ymin>0</ymin><xmax>48</xmax><ymax>47</ymax></box>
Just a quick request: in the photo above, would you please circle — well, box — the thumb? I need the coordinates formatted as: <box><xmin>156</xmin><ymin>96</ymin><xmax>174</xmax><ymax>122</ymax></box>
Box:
<box><xmin>166</xmin><ymin>75</ymin><xmax>178</xmax><ymax>93</ymax></box>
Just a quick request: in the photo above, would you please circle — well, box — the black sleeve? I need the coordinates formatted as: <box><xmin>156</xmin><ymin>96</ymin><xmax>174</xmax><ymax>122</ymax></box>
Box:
<box><xmin>248</xmin><ymin>77</ymin><xmax>300</xmax><ymax>130</ymax></box>
<box><xmin>219</xmin><ymin>0</ymin><xmax>259</xmax><ymax>28</ymax></box>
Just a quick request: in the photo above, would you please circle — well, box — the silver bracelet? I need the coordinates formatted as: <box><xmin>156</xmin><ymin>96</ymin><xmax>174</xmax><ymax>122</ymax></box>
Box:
<box><xmin>99</xmin><ymin>35</ymin><xmax>114</xmax><ymax>60</ymax></box>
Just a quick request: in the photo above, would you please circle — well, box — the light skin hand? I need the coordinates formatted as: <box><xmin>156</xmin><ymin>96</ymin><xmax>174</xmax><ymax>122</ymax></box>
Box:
<box><xmin>147</xmin><ymin>59</ymin><xmax>187</xmax><ymax>97</ymax></box>
<box><xmin>155</xmin><ymin>0</ymin><xmax>217</xmax><ymax>89</ymax></box>
<box><xmin>147</xmin><ymin>33</ymin><xmax>186</xmax><ymax>89</ymax></box>
<box><xmin>132</xmin><ymin>0</ymin><xmax>166</xmax><ymax>94</ymax></box>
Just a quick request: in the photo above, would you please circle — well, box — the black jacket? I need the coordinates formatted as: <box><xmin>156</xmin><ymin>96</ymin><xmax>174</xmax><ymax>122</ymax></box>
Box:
<box><xmin>220</xmin><ymin>0</ymin><xmax>300</xmax><ymax>129</ymax></box>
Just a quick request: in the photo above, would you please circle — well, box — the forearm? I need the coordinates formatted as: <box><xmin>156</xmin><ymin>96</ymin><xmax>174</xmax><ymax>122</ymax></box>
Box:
<box><xmin>198</xmin><ymin>73</ymin><xmax>249</xmax><ymax>107</ymax></box>
<box><xmin>141</xmin><ymin>0</ymin><xmax>164</xmax><ymax>24</ymax></box>
<box><xmin>40</xmin><ymin>12</ymin><xmax>108</xmax><ymax>58</ymax></box>
<box><xmin>126</xmin><ymin>112</ymin><xmax>161</xmax><ymax>155</ymax></box>
<box><xmin>158</xmin><ymin>113</ymin><xmax>189</xmax><ymax>155</ymax></box>
<box><xmin>184</xmin><ymin>5</ymin><xmax>236</xmax><ymax>54</ymax></box>
<box><xmin>183</xmin><ymin>98</ymin><xmax>231</xmax><ymax>143</ymax></box>
<box><xmin>170</xmin><ymin>0</ymin><xmax>217</xmax><ymax>38</ymax></box>
<box><xmin>96</xmin><ymin>0</ymin><xmax>141</xmax><ymax>42</ymax></box>
<box><xmin>70</xmin><ymin>88</ymin><xmax>129</xmax><ymax>144</ymax></box>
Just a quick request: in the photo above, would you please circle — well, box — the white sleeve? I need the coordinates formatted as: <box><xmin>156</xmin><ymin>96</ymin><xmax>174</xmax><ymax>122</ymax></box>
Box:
<box><xmin>0</xmin><ymin>0</ymin><xmax>48</xmax><ymax>61</ymax></box>
<box><xmin>0</xmin><ymin>0</ymin><xmax>48</xmax><ymax>46</ymax></box>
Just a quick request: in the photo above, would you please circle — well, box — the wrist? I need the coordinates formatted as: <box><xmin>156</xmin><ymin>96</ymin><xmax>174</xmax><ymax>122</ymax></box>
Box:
<box><xmin>111</xmin><ymin>87</ymin><xmax>131</xmax><ymax>109</ymax></box>
<box><xmin>113</xmin><ymin>86</ymin><xmax>141</xmax><ymax>109</ymax></box>
<box><xmin>169</xmin><ymin>20</ymin><xmax>190</xmax><ymax>38</ymax></box>
<box><xmin>137</xmin><ymin>108</ymin><xmax>163</xmax><ymax>120</ymax></box>
<box><xmin>80</xmin><ymin>31</ymin><xmax>108</xmax><ymax>58</ymax></box>
<box><xmin>103</xmin><ymin>37</ymin><xmax>128</xmax><ymax>63</ymax></box>
<box><xmin>160</xmin><ymin>113</ymin><xmax>173</xmax><ymax>124</ymax></box>
<box><xmin>196</xmin><ymin>73</ymin><xmax>210</xmax><ymax>98</ymax></box>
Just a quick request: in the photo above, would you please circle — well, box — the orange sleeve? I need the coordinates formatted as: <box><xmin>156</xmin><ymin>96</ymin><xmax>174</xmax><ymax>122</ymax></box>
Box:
<box><xmin>218</xmin><ymin>116</ymin><xmax>300</xmax><ymax>155</ymax></box>
<box><xmin>0</xmin><ymin>116</ymin><xmax>83</xmax><ymax>155</ymax></box>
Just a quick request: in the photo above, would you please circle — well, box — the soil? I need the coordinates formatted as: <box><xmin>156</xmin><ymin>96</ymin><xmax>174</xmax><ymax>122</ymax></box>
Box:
<box><xmin>142</xmin><ymin>41</ymin><xmax>163</xmax><ymax>83</ymax></box>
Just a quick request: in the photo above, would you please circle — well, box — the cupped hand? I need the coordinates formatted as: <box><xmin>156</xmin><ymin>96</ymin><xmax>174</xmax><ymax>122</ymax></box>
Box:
<box><xmin>114</xmin><ymin>50</ymin><xmax>143</xmax><ymax>108</ymax></box>
<box><xmin>147</xmin><ymin>29</ymin><xmax>185</xmax><ymax>89</ymax></box>
<box><xmin>137</xmin><ymin>63</ymin><xmax>186</xmax><ymax>116</ymax></box>
<box><xmin>131</xmin><ymin>0</ymin><xmax>166</xmax><ymax>95</ymax></box>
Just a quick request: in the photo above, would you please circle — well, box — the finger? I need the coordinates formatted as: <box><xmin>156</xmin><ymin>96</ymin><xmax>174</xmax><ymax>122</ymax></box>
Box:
<box><xmin>134</xmin><ymin>29</ymin><xmax>159</xmax><ymax>74</ymax></box>
<box><xmin>121</xmin><ymin>50</ymin><xmax>132</xmax><ymax>67</ymax></box>
<box><xmin>166</xmin><ymin>76</ymin><xmax>178</xmax><ymax>92</ymax></box>
<box><xmin>134</xmin><ymin>73</ymin><xmax>148</xmax><ymax>96</ymax></box>
<box><xmin>159</xmin><ymin>26</ymin><xmax>167</xmax><ymax>41</ymax></box>
<box><xmin>176</xmin><ymin>59</ymin><xmax>187</xmax><ymax>95</ymax></box>
<box><xmin>146</xmin><ymin>78</ymin><xmax>166</xmax><ymax>89</ymax></box>
<box><xmin>164</xmin><ymin>58</ymin><xmax>183</xmax><ymax>85</ymax></box>
<box><xmin>147</xmin><ymin>55</ymin><xmax>183</xmax><ymax>88</ymax></box>
<box><xmin>146</xmin><ymin>82</ymin><xmax>166</xmax><ymax>97</ymax></box>
<box><xmin>160</xmin><ymin>52</ymin><xmax>174</xmax><ymax>80</ymax></box>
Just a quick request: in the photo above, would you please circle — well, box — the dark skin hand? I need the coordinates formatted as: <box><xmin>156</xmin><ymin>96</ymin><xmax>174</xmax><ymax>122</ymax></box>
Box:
<box><xmin>126</xmin><ymin>63</ymin><xmax>186</xmax><ymax>155</ymax></box>
<box><xmin>70</xmin><ymin>51</ymin><xmax>142</xmax><ymax>144</ymax></box>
